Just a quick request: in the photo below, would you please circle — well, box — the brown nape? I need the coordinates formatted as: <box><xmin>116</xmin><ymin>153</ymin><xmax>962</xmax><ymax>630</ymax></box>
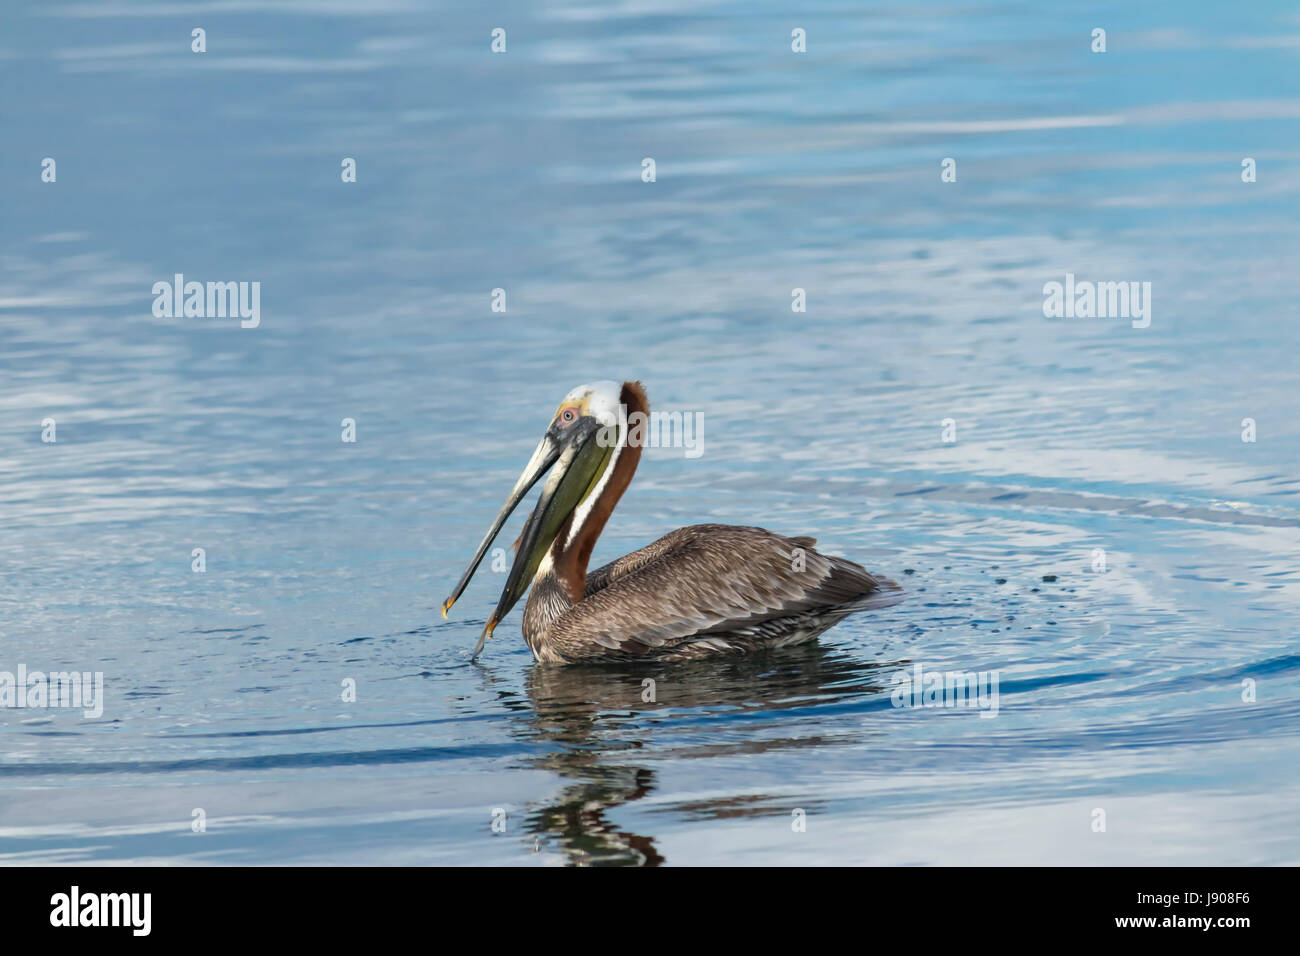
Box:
<box><xmin>552</xmin><ymin>380</ymin><xmax>648</xmax><ymax>603</ymax></box>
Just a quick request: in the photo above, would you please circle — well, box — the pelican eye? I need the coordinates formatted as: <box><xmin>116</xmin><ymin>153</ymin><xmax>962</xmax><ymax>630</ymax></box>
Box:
<box><xmin>559</xmin><ymin>407</ymin><xmax>579</xmax><ymax>425</ymax></box>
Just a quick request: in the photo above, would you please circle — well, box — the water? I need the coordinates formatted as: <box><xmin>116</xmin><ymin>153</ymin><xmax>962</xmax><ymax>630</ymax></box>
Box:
<box><xmin>2</xmin><ymin>0</ymin><xmax>1298</xmax><ymax>865</ymax></box>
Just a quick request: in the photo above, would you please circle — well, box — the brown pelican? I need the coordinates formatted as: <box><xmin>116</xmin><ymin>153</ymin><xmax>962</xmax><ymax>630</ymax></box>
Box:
<box><xmin>441</xmin><ymin>381</ymin><xmax>903</xmax><ymax>663</ymax></box>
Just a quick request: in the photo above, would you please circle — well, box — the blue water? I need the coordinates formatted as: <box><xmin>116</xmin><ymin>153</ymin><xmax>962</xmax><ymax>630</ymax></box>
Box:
<box><xmin>2</xmin><ymin>0</ymin><xmax>1298</xmax><ymax>865</ymax></box>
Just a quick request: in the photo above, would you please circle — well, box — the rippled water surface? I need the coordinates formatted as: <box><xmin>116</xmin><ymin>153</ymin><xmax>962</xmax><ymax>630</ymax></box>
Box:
<box><xmin>2</xmin><ymin>0</ymin><xmax>1299</xmax><ymax>865</ymax></box>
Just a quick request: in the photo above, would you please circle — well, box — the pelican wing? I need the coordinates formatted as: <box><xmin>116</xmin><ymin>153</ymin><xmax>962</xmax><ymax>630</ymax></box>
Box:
<box><xmin>547</xmin><ymin>524</ymin><xmax>901</xmax><ymax>661</ymax></box>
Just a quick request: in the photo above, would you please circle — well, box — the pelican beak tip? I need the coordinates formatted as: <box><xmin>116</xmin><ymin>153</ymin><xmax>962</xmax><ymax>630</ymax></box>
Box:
<box><xmin>471</xmin><ymin>619</ymin><xmax>497</xmax><ymax>661</ymax></box>
<box><xmin>440</xmin><ymin>598</ymin><xmax>453</xmax><ymax>620</ymax></box>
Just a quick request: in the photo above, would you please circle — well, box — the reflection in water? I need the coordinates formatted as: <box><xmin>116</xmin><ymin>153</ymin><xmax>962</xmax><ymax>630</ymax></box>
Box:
<box><xmin>508</xmin><ymin>644</ymin><xmax>900</xmax><ymax>865</ymax></box>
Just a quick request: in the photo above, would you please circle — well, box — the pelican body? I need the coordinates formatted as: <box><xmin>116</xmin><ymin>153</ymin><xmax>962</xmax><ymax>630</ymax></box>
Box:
<box><xmin>442</xmin><ymin>381</ymin><xmax>903</xmax><ymax>664</ymax></box>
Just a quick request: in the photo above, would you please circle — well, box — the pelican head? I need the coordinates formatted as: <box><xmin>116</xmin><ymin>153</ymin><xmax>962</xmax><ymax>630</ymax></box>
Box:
<box><xmin>441</xmin><ymin>381</ymin><xmax>627</xmax><ymax>658</ymax></box>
